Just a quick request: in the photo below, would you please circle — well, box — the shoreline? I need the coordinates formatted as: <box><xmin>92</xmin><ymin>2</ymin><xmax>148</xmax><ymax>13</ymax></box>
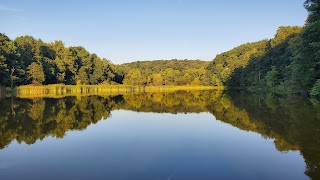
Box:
<box><xmin>16</xmin><ymin>84</ymin><xmax>223</xmax><ymax>98</ymax></box>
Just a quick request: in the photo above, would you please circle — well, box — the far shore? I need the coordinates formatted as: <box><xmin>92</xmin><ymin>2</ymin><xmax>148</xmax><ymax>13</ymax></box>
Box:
<box><xmin>14</xmin><ymin>84</ymin><xmax>223</xmax><ymax>98</ymax></box>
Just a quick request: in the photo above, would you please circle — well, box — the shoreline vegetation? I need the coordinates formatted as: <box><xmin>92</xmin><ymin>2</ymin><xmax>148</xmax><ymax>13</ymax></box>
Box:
<box><xmin>16</xmin><ymin>85</ymin><xmax>221</xmax><ymax>98</ymax></box>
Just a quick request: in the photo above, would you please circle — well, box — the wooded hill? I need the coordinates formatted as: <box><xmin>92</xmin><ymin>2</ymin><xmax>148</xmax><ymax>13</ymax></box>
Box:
<box><xmin>207</xmin><ymin>0</ymin><xmax>320</xmax><ymax>95</ymax></box>
<box><xmin>117</xmin><ymin>60</ymin><xmax>219</xmax><ymax>86</ymax></box>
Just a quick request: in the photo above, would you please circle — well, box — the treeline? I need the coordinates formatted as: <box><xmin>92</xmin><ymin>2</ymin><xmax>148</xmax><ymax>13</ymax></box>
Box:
<box><xmin>0</xmin><ymin>34</ymin><xmax>118</xmax><ymax>86</ymax></box>
<box><xmin>118</xmin><ymin>60</ymin><xmax>220</xmax><ymax>86</ymax></box>
<box><xmin>0</xmin><ymin>35</ymin><xmax>217</xmax><ymax>87</ymax></box>
<box><xmin>208</xmin><ymin>0</ymin><xmax>320</xmax><ymax>95</ymax></box>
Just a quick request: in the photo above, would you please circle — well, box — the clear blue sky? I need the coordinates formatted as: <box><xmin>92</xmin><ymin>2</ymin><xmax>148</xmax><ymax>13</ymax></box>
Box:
<box><xmin>1</xmin><ymin>0</ymin><xmax>307</xmax><ymax>64</ymax></box>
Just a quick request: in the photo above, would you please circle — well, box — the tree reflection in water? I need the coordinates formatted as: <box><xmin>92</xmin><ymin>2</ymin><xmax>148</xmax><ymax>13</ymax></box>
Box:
<box><xmin>0</xmin><ymin>90</ymin><xmax>320</xmax><ymax>178</ymax></box>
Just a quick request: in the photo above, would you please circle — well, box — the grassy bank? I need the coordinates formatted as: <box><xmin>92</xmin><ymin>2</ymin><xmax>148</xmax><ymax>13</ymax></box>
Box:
<box><xmin>16</xmin><ymin>84</ymin><xmax>222</xmax><ymax>98</ymax></box>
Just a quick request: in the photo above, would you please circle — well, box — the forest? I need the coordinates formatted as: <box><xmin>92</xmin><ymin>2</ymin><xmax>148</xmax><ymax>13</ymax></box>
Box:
<box><xmin>0</xmin><ymin>33</ymin><xmax>217</xmax><ymax>87</ymax></box>
<box><xmin>118</xmin><ymin>60</ymin><xmax>220</xmax><ymax>86</ymax></box>
<box><xmin>207</xmin><ymin>0</ymin><xmax>320</xmax><ymax>95</ymax></box>
<box><xmin>0</xmin><ymin>0</ymin><xmax>319</xmax><ymax>95</ymax></box>
<box><xmin>0</xmin><ymin>35</ymin><xmax>117</xmax><ymax>86</ymax></box>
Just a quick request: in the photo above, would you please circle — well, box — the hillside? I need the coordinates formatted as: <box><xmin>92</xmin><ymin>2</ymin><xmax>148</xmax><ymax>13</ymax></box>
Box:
<box><xmin>207</xmin><ymin>0</ymin><xmax>320</xmax><ymax>96</ymax></box>
<box><xmin>115</xmin><ymin>60</ymin><xmax>218</xmax><ymax>86</ymax></box>
<box><xmin>121</xmin><ymin>59</ymin><xmax>209</xmax><ymax>72</ymax></box>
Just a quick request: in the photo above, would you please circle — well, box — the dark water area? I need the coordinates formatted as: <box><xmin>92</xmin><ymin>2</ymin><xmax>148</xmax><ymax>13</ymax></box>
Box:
<box><xmin>0</xmin><ymin>90</ymin><xmax>320</xmax><ymax>179</ymax></box>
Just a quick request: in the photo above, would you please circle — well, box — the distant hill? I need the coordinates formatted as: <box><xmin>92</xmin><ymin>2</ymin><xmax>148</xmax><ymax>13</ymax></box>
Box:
<box><xmin>120</xmin><ymin>59</ymin><xmax>209</xmax><ymax>72</ymax></box>
<box><xmin>115</xmin><ymin>59</ymin><xmax>217</xmax><ymax>86</ymax></box>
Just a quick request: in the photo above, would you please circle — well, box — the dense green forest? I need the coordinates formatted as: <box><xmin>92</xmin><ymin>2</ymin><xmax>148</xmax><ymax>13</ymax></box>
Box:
<box><xmin>208</xmin><ymin>0</ymin><xmax>320</xmax><ymax>95</ymax></box>
<box><xmin>0</xmin><ymin>34</ymin><xmax>216</xmax><ymax>87</ymax></box>
<box><xmin>0</xmin><ymin>35</ymin><xmax>118</xmax><ymax>86</ymax></box>
<box><xmin>0</xmin><ymin>0</ymin><xmax>319</xmax><ymax>95</ymax></box>
<box><xmin>118</xmin><ymin>60</ymin><xmax>220</xmax><ymax>86</ymax></box>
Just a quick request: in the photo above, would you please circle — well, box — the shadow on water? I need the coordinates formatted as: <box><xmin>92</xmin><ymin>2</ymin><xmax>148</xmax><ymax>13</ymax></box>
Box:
<box><xmin>1</xmin><ymin>90</ymin><xmax>320</xmax><ymax>178</ymax></box>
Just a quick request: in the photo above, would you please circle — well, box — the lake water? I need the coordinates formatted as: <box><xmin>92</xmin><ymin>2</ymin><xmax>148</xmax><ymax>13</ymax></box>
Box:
<box><xmin>0</xmin><ymin>90</ymin><xmax>319</xmax><ymax>179</ymax></box>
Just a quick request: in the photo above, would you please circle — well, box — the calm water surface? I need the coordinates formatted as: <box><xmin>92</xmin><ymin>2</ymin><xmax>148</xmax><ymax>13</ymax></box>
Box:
<box><xmin>0</xmin><ymin>91</ymin><xmax>319</xmax><ymax>179</ymax></box>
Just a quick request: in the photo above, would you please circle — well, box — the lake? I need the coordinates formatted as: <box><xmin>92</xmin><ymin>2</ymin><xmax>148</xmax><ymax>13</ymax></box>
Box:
<box><xmin>0</xmin><ymin>90</ymin><xmax>319</xmax><ymax>179</ymax></box>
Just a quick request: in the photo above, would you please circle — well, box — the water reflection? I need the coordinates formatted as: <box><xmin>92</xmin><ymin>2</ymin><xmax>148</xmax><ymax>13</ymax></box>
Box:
<box><xmin>0</xmin><ymin>90</ymin><xmax>320</xmax><ymax>179</ymax></box>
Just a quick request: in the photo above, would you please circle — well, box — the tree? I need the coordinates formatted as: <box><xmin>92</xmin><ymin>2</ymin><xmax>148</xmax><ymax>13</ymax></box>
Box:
<box><xmin>10</xmin><ymin>66</ymin><xmax>15</xmax><ymax>88</ymax></box>
<box><xmin>120</xmin><ymin>60</ymin><xmax>211</xmax><ymax>86</ymax></box>
<box><xmin>208</xmin><ymin>40</ymin><xmax>269</xmax><ymax>87</ymax></box>
<box><xmin>270</xmin><ymin>26</ymin><xmax>301</xmax><ymax>48</ymax></box>
<box><xmin>77</xmin><ymin>67</ymin><xmax>89</xmax><ymax>85</ymax></box>
<box><xmin>176</xmin><ymin>73</ymin><xmax>192</xmax><ymax>85</ymax></box>
<box><xmin>0</xmin><ymin>33</ymin><xmax>19</xmax><ymax>86</ymax></box>
<box><xmin>14</xmin><ymin>36</ymin><xmax>41</xmax><ymax>84</ymax></box>
<box><xmin>310</xmin><ymin>79</ymin><xmax>320</xmax><ymax>96</ymax></box>
<box><xmin>211</xmin><ymin>74</ymin><xmax>222</xmax><ymax>86</ymax></box>
<box><xmin>152</xmin><ymin>73</ymin><xmax>163</xmax><ymax>86</ymax></box>
<box><xmin>304</xmin><ymin>0</ymin><xmax>320</xmax><ymax>24</ymax></box>
<box><xmin>0</xmin><ymin>33</ymin><xmax>122</xmax><ymax>86</ymax></box>
<box><xmin>27</xmin><ymin>62</ymin><xmax>45</xmax><ymax>84</ymax></box>
<box><xmin>220</xmin><ymin>68</ymin><xmax>231</xmax><ymax>83</ymax></box>
<box><xmin>191</xmin><ymin>77</ymin><xmax>201</xmax><ymax>86</ymax></box>
<box><xmin>0</xmin><ymin>35</ymin><xmax>10</xmax><ymax>85</ymax></box>
<box><xmin>163</xmin><ymin>68</ymin><xmax>176</xmax><ymax>85</ymax></box>
<box><xmin>123</xmin><ymin>69</ymin><xmax>143</xmax><ymax>85</ymax></box>
<box><xmin>89</xmin><ymin>55</ymin><xmax>104</xmax><ymax>84</ymax></box>
<box><xmin>265</xmin><ymin>66</ymin><xmax>279</xmax><ymax>87</ymax></box>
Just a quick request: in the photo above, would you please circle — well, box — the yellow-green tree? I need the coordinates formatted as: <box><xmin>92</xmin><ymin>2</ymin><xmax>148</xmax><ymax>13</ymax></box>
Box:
<box><xmin>152</xmin><ymin>73</ymin><xmax>163</xmax><ymax>86</ymax></box>
<box><xmin>27</xmin><ymin>62</ymin><xmax>45</xmax><ymax>84</ymax></box>
<box><xmin>123</xmin><ymin>69</ymin><xmax>143</xmax><ymax>85</ymax></box>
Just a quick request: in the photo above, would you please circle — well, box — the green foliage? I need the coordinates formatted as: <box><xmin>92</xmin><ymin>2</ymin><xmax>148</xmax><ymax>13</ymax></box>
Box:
<box><xmin>209</xmin><ymin>22</ymin><xmax>317</xmax><ymax>95</ymax></box>
<box><xmin>206</xmin><ymin>1</ymin><xmax>319</xmax><ymax>95</ymax></box>
<box><xmin>77</xmin><ymin>67</ymin><xmax>89</xmax><ymax>85</ymax></box>
<box><xmin>0</xmin><ymin>35</ymin><xmax>117</xmax><ymax>86</ymax></box>
<box><xmin>176</xmin><ymin>73</ymin><xmax>192</xmax><ymax>85</ymax></box>
<box><xmin>152</xmin><ymin>73</ymin><xmax>163</xmax><ymax>86</ymax></box>
<box><xmin>27</xmin><ymin>62</ymin><xmax>45</xmax><ymax>84</ymax></box>
<box><xmin>304</xmin><ymin>0</ymin><xmax>320</xmax><ymax>24</ymax></box>
<box><xmin>120</xmin><ymin>59</ymin><xmax>216</xmax><ymax>86</ymax></box>
<box><xmin>123</xmin><ymin>69</ymin><xmax>143</xmax><ymax>85</ymax></box>
<box><xmin>0</xmin><ymin>33</ymin><xmax>19</xmax><ymax>85</ymax></box>
<box><xmin>265</xmin><ymin>66</ymin><xmax>279</xmax><ymax>87</ymax></box>
<box><xmin>290</xmin><ymin>20</ymin><xmax>320</xmax><ymax>92</ymax></box>
<box><xmin>270</xmin><ymin>26</ymin><xmax>301</xmax><ymax>48</ymax></box>
<box><xmin>207</xmin><ymin>40</ymin><xmax>269</xmax><ymax>87</ymax></box>
<box><xmin>220</xmin><ymin>68</ymin><xmax>231</xmax><ymax>82</ymax></box>
<box><xmin>311</xmin><ymin>79</ymin><xmax>320</xmax><ymax>96</ymax></box>
<box><xmin>191</xmin><ymin>77</ymin><xmax>201</xmax><ymax>85</ymax></box>
<box><xmin>0</xmin><ymin>36</ymin><xmax>214</xmax><ymax>87</ymax></box>
<box><xmin>121</xmin><ymin>59</ymin><xmax>209</xmax><ymax>72</ymax></box>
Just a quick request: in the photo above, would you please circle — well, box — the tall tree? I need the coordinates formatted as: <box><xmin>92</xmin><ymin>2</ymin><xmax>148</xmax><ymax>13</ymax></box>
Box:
<box><xmin>123</xmin><ymin>69</ymin><xmax>143</xmax><ymax>85</ymax></box>
<box><xmin>27</xmin><ymin>62</ymin><xmax>45</xmax><ymax>84</ymax></box>
<box><xmin>152</xmin><ymin>73</ymin><xmax>163</xmax><ymax>86</ymax></box>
